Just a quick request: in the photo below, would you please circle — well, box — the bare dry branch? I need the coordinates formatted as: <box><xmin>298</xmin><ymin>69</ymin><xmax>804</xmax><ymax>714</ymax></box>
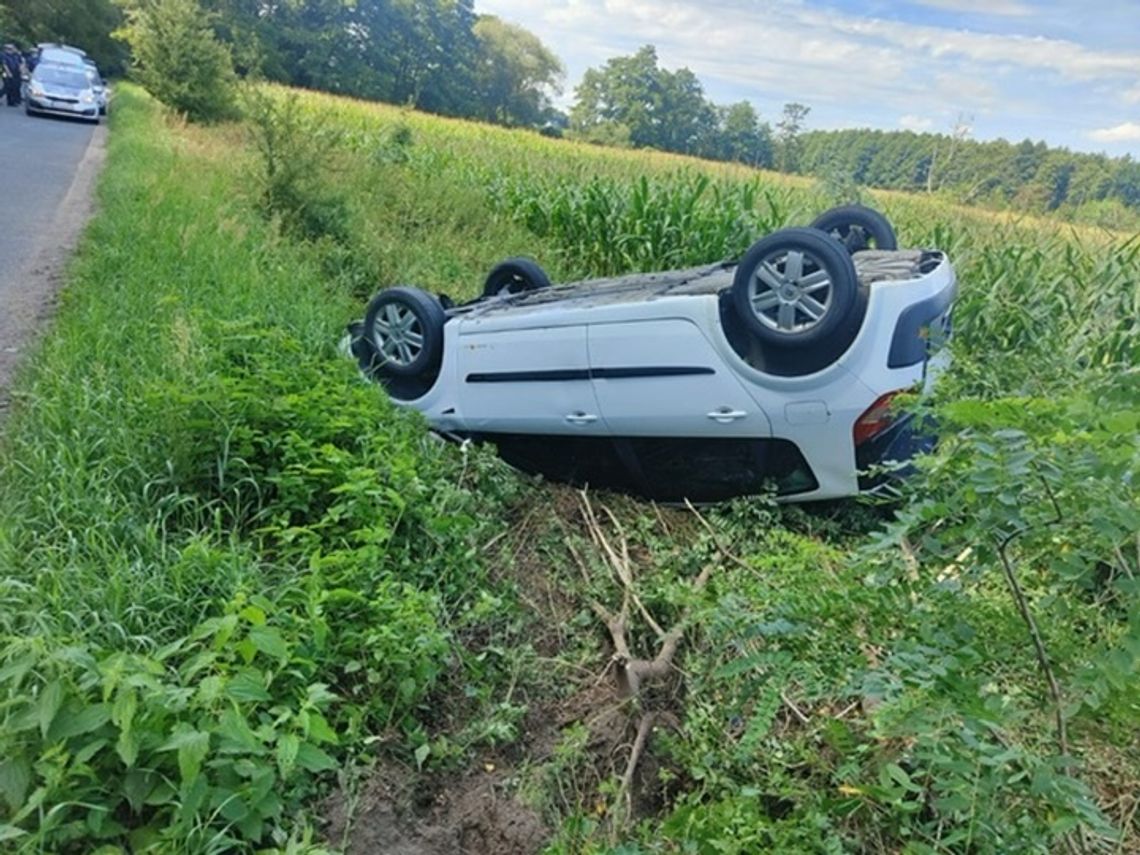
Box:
<box><xmin>613</xmin><ymin>714</ymin><xmax>656</xmax><ymax>825</ymax></box>
<box><xmin>574</xmin><ymin>490</ymin><xmax>724</xmax><ymax>827</ymax></box>
<box><xmin>781</xmin><ymin>691</ymin><xmax>810</xmax><ymax>725</ymax></box>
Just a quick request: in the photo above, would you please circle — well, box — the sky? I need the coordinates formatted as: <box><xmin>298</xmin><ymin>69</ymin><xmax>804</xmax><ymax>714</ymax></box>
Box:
<box><xmin>473</xmin><ymin>0</ymin><xmax>1140</xmax><ymax>158</ymax></box>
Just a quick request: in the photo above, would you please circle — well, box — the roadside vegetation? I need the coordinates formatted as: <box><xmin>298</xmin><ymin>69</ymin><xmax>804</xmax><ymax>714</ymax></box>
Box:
<box><xmin>0</xmin><ymin>85</ymin><xmax>1136</xmax><ymax>853</ymax></box>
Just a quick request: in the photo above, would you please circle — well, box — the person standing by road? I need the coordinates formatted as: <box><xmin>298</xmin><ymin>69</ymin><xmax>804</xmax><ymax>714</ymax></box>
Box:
<box><xmin>2</xmin><ymin>44</ymin><xmax>24</xmax><ymax>107</ymax></box>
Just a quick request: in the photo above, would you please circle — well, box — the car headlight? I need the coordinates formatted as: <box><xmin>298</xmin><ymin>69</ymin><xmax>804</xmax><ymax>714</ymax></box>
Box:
<box><xmin>81</xmin><ymin>92</ymin><xmax>95</xmax><ymax>103</ymax></box>
<box><xmin>30</xmin><ymin>83</ymin><xmax>45</xmax><ymax>98</ymax></box>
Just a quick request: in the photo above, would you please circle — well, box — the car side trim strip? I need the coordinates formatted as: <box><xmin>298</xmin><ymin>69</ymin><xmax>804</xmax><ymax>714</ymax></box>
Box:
<box><xmin>593</xmin><ymin>366</ymin><xmax>715</xmax><ymax>379</ymax></box>
<box><xmin>467</xmin><ymin>369</ymin><xmax>591</xmax><ymax>383</ymax></box>
<box><xmin>465</xmin><ymin>366</ymin><xmax>715</xmax><ymax>383</ymax></box>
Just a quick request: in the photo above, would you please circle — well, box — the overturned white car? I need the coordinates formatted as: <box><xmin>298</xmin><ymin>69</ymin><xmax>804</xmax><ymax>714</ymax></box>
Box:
<box><xmin>348</xmin><ymin>206</ymin><xmax>956</xmax><ymax>503</ymax></box>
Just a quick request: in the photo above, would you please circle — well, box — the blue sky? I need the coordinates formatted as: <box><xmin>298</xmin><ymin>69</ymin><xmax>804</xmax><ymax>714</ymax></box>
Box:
<box><xmin>473</xmin><ymin>0</ymin><xmax>1140</xmax><ymax>157</ymax></box>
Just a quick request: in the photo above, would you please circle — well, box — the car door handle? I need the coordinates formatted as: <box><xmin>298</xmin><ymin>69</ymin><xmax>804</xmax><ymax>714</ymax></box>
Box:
<box><xmin>565</xmin><ymin>412</ymin><xmax>598</xmax><ymax>425</ymax></box>
<box><xmin>706</xmin><ymin>407</ymin><xmax>748</xmax><ymax>423</ymax></box>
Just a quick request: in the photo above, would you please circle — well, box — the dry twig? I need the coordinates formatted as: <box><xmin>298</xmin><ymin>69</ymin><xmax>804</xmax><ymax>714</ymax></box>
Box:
<box><xmin>572</xmin><ymin>490</ymin><xmax>720</xmax><ymax>829</ymax></box>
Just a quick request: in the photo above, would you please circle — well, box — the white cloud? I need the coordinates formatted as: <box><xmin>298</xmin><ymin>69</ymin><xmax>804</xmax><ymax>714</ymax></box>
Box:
<box><xmin>811</xmin><ymin>12</ymin><xmax>1140</xmax><ymax>82</ymax></box>
<box><xmin>1088</xmin><ymin>121</ymin><xmax>1140</xmax><ymax>143</ymax></box>
<box><xmin>931</xmin><ymin>72</ymin><xmax>999</xmax><ymax>108</ymax></box>
<box><xmin>911</xmin><ymin>0</ymin><xmax>1032</xmax><ymax>14</ymax></box>
<box><xmin>474</xmin><ymin>0</ymin><xmax>1140</xmax><ymax>153</ymax></box>
<box><xmin>899</xmin><ymin>114</ymin><xmax>934</xmax><ymax>131</ymax></box>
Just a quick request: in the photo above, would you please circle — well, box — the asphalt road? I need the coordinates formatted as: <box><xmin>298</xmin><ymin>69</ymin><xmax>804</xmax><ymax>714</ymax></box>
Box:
<box><xmin>0</xmin><ymin>104</ymin><xmax>96</xmax><ymax>280</ymax></box>
<box><xmin>0</xmin><ymin>102</ymin><xmax>104</xmax><ymax>410</ymax></box>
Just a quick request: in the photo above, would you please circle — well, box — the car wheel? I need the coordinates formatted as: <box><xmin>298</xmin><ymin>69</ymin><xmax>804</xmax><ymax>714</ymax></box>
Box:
<box><xmin>810</xmin><ymin>205</ymin><xmax>897</xmax><ymax>253</ymax></box>
<box><xmin>363</xmin><ymin>286</ymin><xmax>446</xmax><ymax>377</ymax></box>
<box><xmin>732</xmin><ymin>227</ymin><xmax>859</xmax><ymax>348</ymax></box>
<box><xmin>482</xmin><ymin>257</ymin><xmax>552</xmax><ymax>297</ymax></box>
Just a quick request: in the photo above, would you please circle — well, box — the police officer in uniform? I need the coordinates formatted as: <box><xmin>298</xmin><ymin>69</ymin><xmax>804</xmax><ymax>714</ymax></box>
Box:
<box><xmin>1</xmin><ymin>44</ymin><xmax>24</xmax><ymax>107</ymax></box>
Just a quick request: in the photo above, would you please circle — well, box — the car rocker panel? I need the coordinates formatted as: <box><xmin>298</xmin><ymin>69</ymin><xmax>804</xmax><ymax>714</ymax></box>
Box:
<box><xmin>352</xmin><ymin>207</ymin><xmax>957</xmax><ymax>503</ymax></box>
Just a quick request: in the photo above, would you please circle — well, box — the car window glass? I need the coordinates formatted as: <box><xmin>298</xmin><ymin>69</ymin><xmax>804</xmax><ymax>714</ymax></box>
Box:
<box><xmin>40</xmin><ymin>50</ymin><xmax>85</xmax><ymax>66</ymax></box>
<box><xmin>37</xmin><ymin>67</ymin><xmax>89</xmax><ymax>88</ymax></box>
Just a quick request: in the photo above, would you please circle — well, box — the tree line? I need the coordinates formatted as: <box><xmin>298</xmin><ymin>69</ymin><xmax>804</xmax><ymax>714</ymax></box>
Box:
<box><xmin>4</xmin><ymin>0</ymin><xmax>1137</xmax><ymax>223</ymax></box>
<box><xmin>797</xmin><ymin>128</ymin><xmax>1140</xmax><ymax>225</ymax></box>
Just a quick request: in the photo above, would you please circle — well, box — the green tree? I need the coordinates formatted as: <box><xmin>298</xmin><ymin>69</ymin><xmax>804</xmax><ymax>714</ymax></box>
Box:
<box><xmin>570</xmin><ymin>45</ymin><xmax>715</xmax><ymax>155</ymax></box>
<box><xmin>715</xmin><ymin>101</ymin><xmax>773</xmax><ymax>167</ymax></box>
<box><xmin>1</xmin><ymin>0</ymin><xmax>128</xmax><ymax>73</ymax></box>
<box><xmin>379</xmin><ymin>0</ymin><xmax>479</xmax><ymax>115</ymax></box>
<box><xmin>775</xmin><ymin>102</ymin><xmax>810</xmax><ymax>172</ymax></box>
<box><xmin>115</xmin><ymin>0</ymin><xmax>237</xmax><ymax>122</ymax></box>
<box><xmin>1111</xmin><ymin>155</ymin><xmax>1140</xmax><ymax>208</ymax></box>
<box><xmin>471</xmin><ymin>15</ymin><xmax>563</xmax><ymax>127</ymax></box>
<box><xmin>571</xmin><ymin>45</ymin><xmax>660</xmax><ymax>146</ymax></box>
<box><xmin>1066</xmin><ymin>155</ymin><xmax>1115</xmax><ymax>207</ymax></box>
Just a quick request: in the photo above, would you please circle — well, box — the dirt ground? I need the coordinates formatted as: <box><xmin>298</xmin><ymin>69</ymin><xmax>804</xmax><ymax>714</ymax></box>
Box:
<box><xmin>0</xmin><ymin>124</ymin><xmax>107</xmax><ymax>417</ymax></box>
<box><xmin>321</xmin><ymin>487</ymin><xmax>696</xmax><ymax>853</ymax></box>
<box><xmin>320</xmin><ymin>683</ymin><xmax>648</xmax><ymax>855</ymax></box>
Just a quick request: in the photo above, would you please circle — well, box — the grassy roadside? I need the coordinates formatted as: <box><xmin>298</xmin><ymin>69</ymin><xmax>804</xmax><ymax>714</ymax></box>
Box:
<box><xmin>0</xmin><ymin>84</ymin><xmax>1137</xmax><ymax>853</ymax></box>
<box><xmin>0</xmin><ymin>87</ymin><xmax>527</xmax><ymax>851</ymax></box>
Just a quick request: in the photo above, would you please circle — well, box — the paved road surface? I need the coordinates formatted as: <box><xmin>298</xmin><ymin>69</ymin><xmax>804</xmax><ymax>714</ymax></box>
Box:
<box><xmin>0</xmin><ymin>103</ymin><xmax>105</xmax><ymax>410</ymax></box>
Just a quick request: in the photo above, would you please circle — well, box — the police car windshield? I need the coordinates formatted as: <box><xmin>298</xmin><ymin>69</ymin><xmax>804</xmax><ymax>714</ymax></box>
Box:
<box><xmin>37</xmin><ymin>66</ymin><xmax>89</xmax><ymax>88</ymax></box>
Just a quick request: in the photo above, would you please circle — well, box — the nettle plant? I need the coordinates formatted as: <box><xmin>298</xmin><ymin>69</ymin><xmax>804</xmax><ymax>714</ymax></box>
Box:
<box><xmin>0</xmin><ymin>595</ymin><xmax>340</xmax><ymax>851</ymax></box>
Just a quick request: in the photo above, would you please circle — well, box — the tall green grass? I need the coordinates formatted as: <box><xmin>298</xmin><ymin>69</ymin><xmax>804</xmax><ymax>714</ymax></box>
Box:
<box><xmin>0</xmin><ymin>90</ymin><xmax>520</xmax><ymax>852</ymax></box>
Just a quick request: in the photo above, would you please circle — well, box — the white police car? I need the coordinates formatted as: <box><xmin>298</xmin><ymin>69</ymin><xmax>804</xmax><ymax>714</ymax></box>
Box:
<box><xmin>349</xmin><ymin>206</ymin><xmax>956</xmax><ymax>503</ymax></box>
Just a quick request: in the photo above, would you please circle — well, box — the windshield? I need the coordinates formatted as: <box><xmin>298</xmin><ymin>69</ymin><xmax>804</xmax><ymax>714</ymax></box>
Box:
<box><xmin>39</xmin><ymin>48</ymin><xmax>85</xmax><ymax>66</ymax></box>
<box><xmin>36</xmin><ymin>67</ymin><xmax>89</xmax><ymax>88</ymax></box>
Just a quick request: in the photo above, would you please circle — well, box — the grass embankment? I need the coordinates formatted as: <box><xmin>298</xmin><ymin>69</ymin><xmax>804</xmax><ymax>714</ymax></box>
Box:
<box><xmin>0</xmin><ymin>85</ymin><xmax>1137</xmax><ymax>853</ymax></box>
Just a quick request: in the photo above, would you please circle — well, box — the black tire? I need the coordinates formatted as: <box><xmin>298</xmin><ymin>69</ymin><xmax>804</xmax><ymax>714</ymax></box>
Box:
<box><xmin>362</xmin><ymin>286</ymin><xmax>446</xmax><ymax>378</ymax></box>
<box><xmin>731</xmin><ymin>227</ymin><xmax>859</xmax><ymax>349</ymax></box>
<box><xmin>482</xmin><ymin>257</ymin><xmax>552</xmax><ymax>297</ymax></box>
<box><xmin>810</xmin><ymin>205</ymin><xmax>897</xmax><ymax>253</ymax></box>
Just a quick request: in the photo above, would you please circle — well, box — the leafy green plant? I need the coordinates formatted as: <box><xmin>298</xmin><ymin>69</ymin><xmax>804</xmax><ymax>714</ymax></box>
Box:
<box><xmin>115</xmin><ymin>0</ymin><xmax>238</xmax><ymax>122</ymax></box>
<box><xmin>0</xmin><ymin>598</ymin><xmax>339</xmax><ymax>850</ymax></box>
<box><xmin>243</xmin><ymin>89</ymin><xmax>349</xmax><ymax>241</ymax></box>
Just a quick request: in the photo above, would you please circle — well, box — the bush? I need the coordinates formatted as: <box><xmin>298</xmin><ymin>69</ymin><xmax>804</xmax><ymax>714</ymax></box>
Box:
<box><xmin>115</xmin><ymin>0</ymin><xmax>237</xmax><ymax>123</ymax></box>
<box><xmin>243</xmin><ymin>89</ymin><xmax>349</xmax><ymax>241</ymax></box>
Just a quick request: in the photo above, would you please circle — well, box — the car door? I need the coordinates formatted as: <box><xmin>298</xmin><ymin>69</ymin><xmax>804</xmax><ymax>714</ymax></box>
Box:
<box><xmin>588</xmin><ymin>319</ymin><xmax>771</xmax><ymax>437</ymax></box>
<box><xmin>456</xmin><ymin>325</ymin><xmax>605</xmax><ymax>434</ymax></box>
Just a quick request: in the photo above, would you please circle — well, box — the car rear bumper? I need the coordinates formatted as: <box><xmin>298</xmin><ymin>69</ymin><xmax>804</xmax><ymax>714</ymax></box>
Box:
<box><xmin>855</xmin><ymin>411</ymin><xmax>937</xmax><ymax>492</ymax></box>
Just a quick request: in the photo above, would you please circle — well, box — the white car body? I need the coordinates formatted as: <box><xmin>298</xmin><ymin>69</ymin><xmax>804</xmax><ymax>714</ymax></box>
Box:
<box><xmin>361</xmin><ymin>247</ymin><xmax>956</xmax><ymax>503</ymax></box>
